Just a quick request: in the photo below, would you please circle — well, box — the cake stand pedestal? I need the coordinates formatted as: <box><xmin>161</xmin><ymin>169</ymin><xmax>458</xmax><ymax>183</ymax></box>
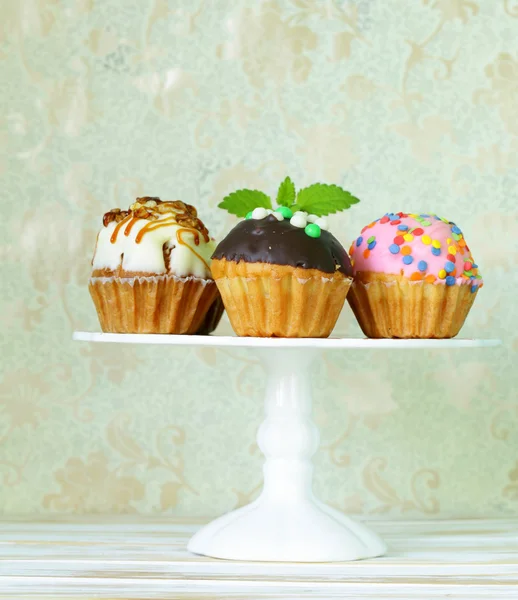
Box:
<box><xmin>73</xmin><ymin>332</ymin><xmax>500</xmax><ymax>562</ymax></box>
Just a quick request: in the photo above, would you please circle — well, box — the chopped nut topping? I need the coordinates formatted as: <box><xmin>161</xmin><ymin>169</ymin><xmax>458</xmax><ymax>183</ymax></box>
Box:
<box><xmin>103</xmin><ymin>209</ymin><xmax>130</xmax><ymax>227</ymax></box>
<box><xmin>102</xmin><ymin>196</ymin><xmax>208</xmax><ymax>238</ymax></box>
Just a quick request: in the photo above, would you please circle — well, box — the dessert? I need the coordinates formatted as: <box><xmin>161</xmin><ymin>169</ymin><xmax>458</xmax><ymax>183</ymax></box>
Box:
<box><xmin>212</xmin><ymin>177</ymin><xmax>359</xmax><ymax>337</ymax></box>
<box><xmin>348</xmin><ymin>212</ymin><xmax>483</xmax><ymax>338</ymax></box>
<box><xmin>89</xmin><ymin>197</ymin><xmax>222</xmax><ymax>334</ymax></box>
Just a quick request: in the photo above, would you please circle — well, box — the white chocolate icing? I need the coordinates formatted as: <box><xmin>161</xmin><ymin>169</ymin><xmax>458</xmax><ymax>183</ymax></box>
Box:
<box><xmin>92</xmin><ymin>211</ymin><xmax>215</xmax><ymax>279</ymax></box>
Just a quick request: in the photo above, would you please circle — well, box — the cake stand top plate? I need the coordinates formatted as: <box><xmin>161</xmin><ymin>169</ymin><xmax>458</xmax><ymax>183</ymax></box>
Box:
<box><xmin>73</xmin><ymin>332</ymin><xmax>501</xmax><ymax>350</ymax></box>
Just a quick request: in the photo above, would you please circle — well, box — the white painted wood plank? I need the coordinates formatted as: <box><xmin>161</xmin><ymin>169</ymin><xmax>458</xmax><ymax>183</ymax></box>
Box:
<box><xmin>0</xmin><ymin>518</ymin><xmax>517</xmax><ymax>599</ymax></box>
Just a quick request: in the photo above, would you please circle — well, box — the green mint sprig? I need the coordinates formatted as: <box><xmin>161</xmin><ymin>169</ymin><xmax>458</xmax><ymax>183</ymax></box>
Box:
<box><xmin>218</xmin><ymin>176</ymin><xmax>360</xmax><ymax>218</ymax></box>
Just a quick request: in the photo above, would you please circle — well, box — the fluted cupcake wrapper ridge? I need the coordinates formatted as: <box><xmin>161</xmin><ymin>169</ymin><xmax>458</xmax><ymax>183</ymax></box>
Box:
<box><xmin>211</xmin><ymin>259</ymin><xmax>351</xmax><ymax>338</ymax></box>
<box><xmin>89</xmin><ymin>274</ymin><xmax>220</xmax><ymax>334</ymax></box>
<box><xmin>347</xmin><ymin>274</ymin><xmax>478</xmax><ymax>339</ymax></box>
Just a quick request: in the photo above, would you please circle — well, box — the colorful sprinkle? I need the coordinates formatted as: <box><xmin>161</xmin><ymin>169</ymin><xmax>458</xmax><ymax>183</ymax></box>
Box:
<box><xmin>432</xmin><ymin>239</ymin><xmax>441</xmax><ymax>249</ymax></box>
<box><xmin>444</xmin><ymin>261</ymin><xmax>455</xmax><ymax>273</ymax></box>
<box><xmin>421</xmin><ymin>235</ymin><xmax>431</xmax><ymax>245</ymax></box>
<box><xmin>431</xmin><ymin>247</ymin><xmax>441</xmax><ymax>256</ymax></box>
<box><xmin>471</xmin><ymin>285</ymin><xmax>478</xmax><ymax>293</ymax></box>
<box><xmin>464</xmin><ymin>261</ymin><xmax>472</xmax><ymax>270</ymax></box>
<box><xmin>305</xmin><ymin>223</ymin><xmax>321</xmax><ymax>238</ymax></box>
<box><xmin>363</xmin><ymin>248</ymin><xmax>370</xmax><ymax>259</ymax></box>
<box><xmin>445</xmin><ymin>275</ymin><xmax>456</xmax><ymax>286</ymax></box>
<box><xmin>472</xmin><ymin>263</ymin><xmax>478</xmax><ymax>268</ymax></box>
<box><xmin>389</xmin><ymin>244</ymin><xmax>400</xmax><ymax>254</ymax></box>
<box><xmin>368</xmin><ymin>240</ymin><xmax>377</xmax><ymax>250</ymax></box>
<box><xmin>417</xmin><ymin>260</ymin><xmax>428</xmax><ymax>272</ymax></box>
<box><xmin>412</xmin><ymin>228</ymin><xmax>424</xmax><ymax>236</ymax></box>
<box><xmin>453</xmin><ymin>233</ymin><xmax>462</xmax><ymax>241</ymax></box>
<box><xmin>380</xmin><ymin>216</ymin><xmax>390</xmax><ymax>224</ymax></box>
<box><xmin>403</xmin><ymin>233</ymin><xmax>414</xmax><ymax>242</ymax></box>
<box><xmin>401</xmin><ymin>245</ymin><xmax>412</xmax><ymax>256</ymax></box>
<box><xmin>448</xmin><ymin>245</ymin><xmax>457</xmax><ymax>255</ymax></box>
<box><xmin>394</xmin><ymin>235</ymin><xmax>405</xmax><ymax>245</ymax></box>
<box><xmin>403</xmin><ymin>255</ymin><xmax>413</xmax><ymax>265</ymax></box>
<box><xmin>438</xmin><ymin>269</ymin><xmax>447</xmax><ymax>279</ymax></box>
<box><xmin>356</xmin><ymin>236</ymin><xmax>363</xmax><ymax>247</ymax></box>
<box><xmin>425</xmin><ymin>274</ymin><xmax>437</xmax><ymax>283</ymax></box>
<box><xmin>390</xmin><ymin>219</ymin><xmax>401</xmax><ymax>225</ymax></box>
<box><xmin>275</xmin><ymin>206</ymin><xmax>293</xmax><ymax>219</ymax></box>
<box><xmin>446</xmin><ymin>254</ymin><xmax>456</xmax><ymax>263</ymax></box>
<box><xmin>421</xmin><ymin>220</ymin><xmax>432</xmax><ymax>227</ymax></box>
<box><xmin>452</xmin><ymin>225</ymin><xmax>462</xmax><ymax>234</ymax></box>
<box><xmin>389</xmin><ymin>214</ymin><xmax>399</xmax><ymax>221</ymax></box>
<box><xmin>410</xmin><ymin>272</ymin><xmax>423</xmax><ymax>281</ymax></box>
<box><xmin>397</xmin><ymin>224</ymin><xmax>409</xmax><ymax>231</ymax></box>
<box><xmin>367</xmin><ymin>236</ymin><xmax>376</xmax><ymax>244</ymax></box>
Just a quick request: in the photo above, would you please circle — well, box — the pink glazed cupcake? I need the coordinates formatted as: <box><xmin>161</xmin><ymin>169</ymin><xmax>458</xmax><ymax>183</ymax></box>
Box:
<box><xmin>347</xmin><ymin>212</ymin><xmax>483</xmax><ymax>338</ymax></box>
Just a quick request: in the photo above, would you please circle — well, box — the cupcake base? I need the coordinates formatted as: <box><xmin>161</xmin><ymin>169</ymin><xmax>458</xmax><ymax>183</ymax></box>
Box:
<box><xmin>89</xmin><ymin>274</ymin><xmax>220</xmax><ymax>334</ymax></box>
<box><xmin>347</xmin><ymin>272</ymin><xmax>479</xmax><ymax>339</ymax></box>
<box><xmin>211</xmin><ymin>258</ymin><xmax>352</xmax><ymax>338</ymax></box>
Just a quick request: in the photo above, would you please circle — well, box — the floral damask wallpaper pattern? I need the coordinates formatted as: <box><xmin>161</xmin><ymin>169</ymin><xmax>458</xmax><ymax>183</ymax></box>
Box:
<box><xmin>0</xmin><ymin>0</ymin><xmax>517</xmax><ymax>517</ymax></box>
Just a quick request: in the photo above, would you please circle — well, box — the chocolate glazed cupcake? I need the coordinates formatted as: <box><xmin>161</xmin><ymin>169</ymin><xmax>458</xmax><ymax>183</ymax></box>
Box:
<box><xmin>211</xmin><ymin>209</ymin><xmax>353</xmax><ymax>338</ymax></box>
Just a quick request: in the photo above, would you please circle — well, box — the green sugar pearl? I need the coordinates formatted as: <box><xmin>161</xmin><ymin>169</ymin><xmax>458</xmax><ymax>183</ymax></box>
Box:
<box><xmin>275</xmin><ymin>206</ymin><xmax>293</xmax><ymax>219</ymax></box>
<box><xmin>305</xmin><ymin>223</ymin><xmax>321</xmax><ymax>238</ymax></box>
<box><xmin>245</xmin><ymin>211</ymin><xmax>253</xmax><ymax>219</ymax></box>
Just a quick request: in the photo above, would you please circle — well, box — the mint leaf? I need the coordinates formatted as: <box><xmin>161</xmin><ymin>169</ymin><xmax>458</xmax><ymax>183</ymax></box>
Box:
<box><xmin>218</xmin><ymin>189</ymin><xmax>272</xmax><ymax>218</ymax></box>
<box><xmin>296</xmin><ymin>183</ymin><xmax>360</xmax><ymax>216</ymax></box>
<box><xmin>276</xmin><ymin>176</ymin><xmax>296</xmax><ymax>207</ymax></box>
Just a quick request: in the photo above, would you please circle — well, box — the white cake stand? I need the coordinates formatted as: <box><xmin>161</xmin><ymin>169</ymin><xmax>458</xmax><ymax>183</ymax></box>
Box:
<box><xmin>73</xmin><ymin>332</ymin><xmax>500</xmax><ymax>562</ymax></box>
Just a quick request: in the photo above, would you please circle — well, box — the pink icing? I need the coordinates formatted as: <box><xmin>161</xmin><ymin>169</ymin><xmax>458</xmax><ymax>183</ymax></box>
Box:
<box><xmin>349</xmin><ymin>212</ymin><xmax>483</xmax><ymax>288</ymax></box>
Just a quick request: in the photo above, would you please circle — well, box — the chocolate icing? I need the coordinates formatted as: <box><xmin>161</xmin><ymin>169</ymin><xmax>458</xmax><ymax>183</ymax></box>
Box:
<box><xmin>212</xmin><ymin>215</ymin><xmax>353</xmax><ymax>276</ymax></box>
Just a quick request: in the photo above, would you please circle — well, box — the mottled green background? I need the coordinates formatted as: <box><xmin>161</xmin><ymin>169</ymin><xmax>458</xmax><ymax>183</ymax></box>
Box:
<box><xmin>1</xmin><ymin>0</ymin><xmax>517</xmax><ymax>517</ymax></box>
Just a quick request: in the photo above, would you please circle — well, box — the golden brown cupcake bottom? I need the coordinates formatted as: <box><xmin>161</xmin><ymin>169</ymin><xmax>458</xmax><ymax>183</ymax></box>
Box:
<box><xmin>89</xmin><ymin>274</ymin><xmax>220</xmax><ymax>334</ymax></box>
<box><xmin>211</xmin><ymin>258</ymin><xmax>352</xmax><ymax>338</ymax></box>
<box><xmin>347</xmin><ymin>272</ymin><xmax>479</xmax><ymax>339</ymax></box>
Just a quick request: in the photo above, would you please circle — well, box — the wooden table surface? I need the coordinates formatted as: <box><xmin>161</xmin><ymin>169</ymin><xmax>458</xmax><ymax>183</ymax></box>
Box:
<box><xmin>0</xmin><ymin>517</ymin><xmax>517</xmax><ymax>599</ymax></box>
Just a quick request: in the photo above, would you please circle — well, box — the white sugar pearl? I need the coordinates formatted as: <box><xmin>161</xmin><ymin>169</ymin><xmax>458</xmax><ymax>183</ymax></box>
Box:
<box><xmin>307</xmin><ymin>214</ymin><xmax>318</xmax><ymax>223</ymax></box>
<box><xmin>290</xmin><ymin>214</ymin><xmax>307</xmax><ymax>228</ymax></box>
<box><xmin>315</xmin><ymin>217</ymin><xmax>329</xmax><ymax>230</ymax></box>
<box><xmin>266</xmin><ymin>209</ymin><xmax>274</xmax><ymax>215</ymax></box>
<box><xmin>293</xmin><ymin>211</ymin><xmax>307</xmax><ymax>218</ymax></box>
<box><xmin>252</xmin><ymin>207</ymin><xmax>268</xmax><ymax>219</ymax></box>
<box><xmin>272</xmin><ymin>211</ymin><xmax>284</xmax><ymax>221</ymax></box>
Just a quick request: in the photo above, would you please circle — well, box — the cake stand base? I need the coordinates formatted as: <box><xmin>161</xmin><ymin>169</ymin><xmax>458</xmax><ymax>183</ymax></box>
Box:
<box><xmin>188</xmin><ymin>347</ymin><xmax>386</xmax><ymax>562</ymax></box>
<box><xmin>187</xmin><ymin>496</ymin><xmax>385</xmax><ymax>562</ymax></box>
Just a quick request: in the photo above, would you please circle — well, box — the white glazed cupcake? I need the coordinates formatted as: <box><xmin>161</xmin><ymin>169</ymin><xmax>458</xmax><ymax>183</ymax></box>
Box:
<box><xmin>89</xmin><ymin>196</ymin><xmax>221</xmax><ymax>334</ymax></box>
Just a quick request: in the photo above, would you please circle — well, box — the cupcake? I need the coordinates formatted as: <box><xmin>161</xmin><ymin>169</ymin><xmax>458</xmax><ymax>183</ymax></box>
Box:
<box><xmin>212</xmin><ymin>209</ymin><xmax>352</xmax><ymax>337</ymax></box>
<box><xmin>347</xmin><ymin>212</ymin><xmax>483</xmax><ymax>338</ymax></box>
<box><xmin>89</xmin><ymin>196</ymin><xmax>222</xmax><ymax>334</ymax></box>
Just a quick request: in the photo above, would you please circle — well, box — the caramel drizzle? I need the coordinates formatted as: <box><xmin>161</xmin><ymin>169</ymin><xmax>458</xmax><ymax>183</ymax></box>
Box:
<box><xmin>124</xmin><ymin>217</ymin><xmax>140</xmax><ymax>237</ymax></box>
<box><xmin>110</xmin><ymin>215</ymin><xmax>133</xmax><ymax>244</ymax></box>
<box><xmin>199</xmin><ymin>228</ymin><xmax>210</xmax><ymax>244</ymax></box>
<box><xmin>176</xmin><ymin>228</ymin><xmax>211</xmax><ymax>272</ymax></box>
<box><xmin>111</xmin><ymin>217</ymin><xmax>210</xmax><ymax>272</ymax></box>
<box><xmin>135</xmin><ymin>218</ymin><xmax>176</xmax><ymax>244</ymax></box>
